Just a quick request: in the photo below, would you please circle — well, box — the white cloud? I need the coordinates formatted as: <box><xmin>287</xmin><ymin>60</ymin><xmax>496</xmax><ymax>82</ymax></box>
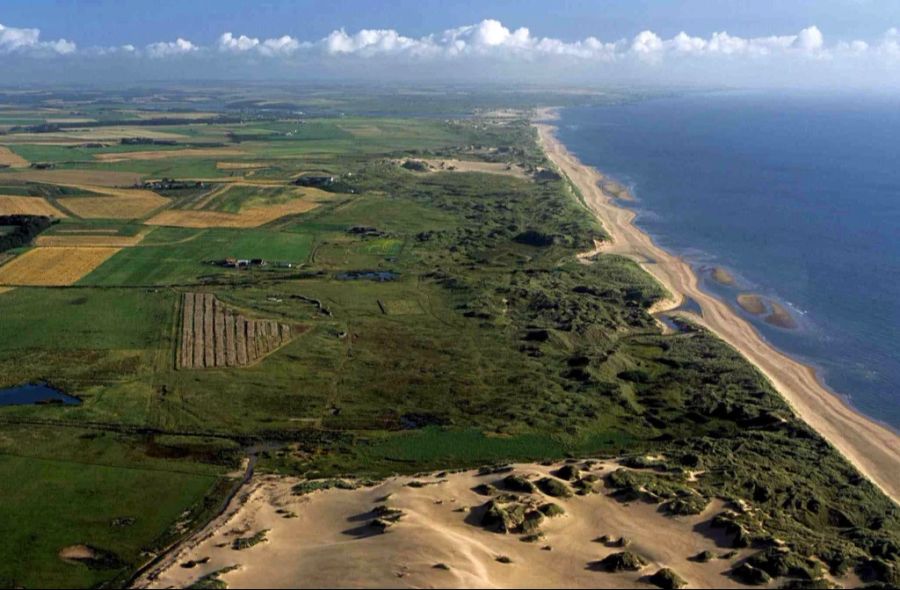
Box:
<box><xmin>145</xmin><ymin>38</ymin><xmax>198</xmax><ymax>58</ymax></box>
<box><xmin>219</xmin><ymin>32</ymin><xmax>260</xmax><ymax>52</ymax></box>
<box><xmin>218</xmin><ymin>32</ymin><xmax>307</xmax><ymax>56</ymax></box>
<box><xmin>4</xmin><ymin>18</ymin><xmax>900</xmax><ymax>86</ymax></box>
<box><xmin>794</xmin><ymin>25</ymin><xmax>825</xmax><ymax>52</ymax></box>
<box><xmin>878</xmin><ymin>27</ymin><xmax>900</xmax><ymax>57</ymax></box>
<box><xmin>260</xmin><ymin>35</ymin><xmax>306</xmax><ymax>56</ymax></box>
<box><xmin>324</xmin><ymin>28</ymin><xmax>424</xmax><ymax>56</ymax></box>
<box><xmin>0</xmin><ymin>22</ymin><xmax>75</xmax><ymax>55</ymax></box>
<box><xmin>631</xmin><ymin>30</ymin><xmax>664</xmax><ymax>56</ymax></box>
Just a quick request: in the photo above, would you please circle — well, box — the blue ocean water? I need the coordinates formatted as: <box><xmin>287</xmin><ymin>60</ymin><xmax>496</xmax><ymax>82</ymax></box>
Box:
<box><xmin>556</xmin><ymin>91</ymin><xmax>900</xmax><ymax>429</ymax></box>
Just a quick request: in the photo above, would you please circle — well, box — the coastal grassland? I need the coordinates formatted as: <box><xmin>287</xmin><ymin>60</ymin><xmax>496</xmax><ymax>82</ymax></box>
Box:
<box><xmin>199</xmin><ymin>184</ymin><xmax>332</xmax><ymax>213</ymax></box>
<box><xmin>0</xmin><ymin>434</ymin><xmax>230</xmax><ymax>589</ymax></box>
<box><xmin>0</xmin><ymin>287</ymin><xmax>175</xmax><ymax>397</ymax></box>
<box><xmin>0</xmin><ymin>287</ymin><xmax>174</xmax><ymax>353</ymax></box>
<box><xmin>0</xmin><ymin>288</ymin><xmax>230</xmax><ymax>588</ymax></box>
<box><xmin>79</xmin><ymin>227</ymin><xmax>315</xmax><ymax>285</ymax></box>
<box><xmin>0</xmin><ymin>104</ymin><xmax>897</xmax><ymax>589</ymax></box>
<box><xmin>63</xmin><ymin>157</ymin><xmax>227</xmax><ymax>180</ymax></box>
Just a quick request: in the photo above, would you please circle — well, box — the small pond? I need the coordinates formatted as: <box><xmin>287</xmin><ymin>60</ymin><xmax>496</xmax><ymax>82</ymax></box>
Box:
<box><xmin>335</xmin><ymin>270</ymin><xmax>398</xmax><ymax>282</ymax></box>
<box><xmin>0</xmin><ymin>384</ymin><xmax>82</xmax><ymax>406</ymax></box>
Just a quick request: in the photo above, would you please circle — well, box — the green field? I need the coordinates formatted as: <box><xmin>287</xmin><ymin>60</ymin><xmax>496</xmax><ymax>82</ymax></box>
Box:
<box><xmin>0</xmin><ymin>87</ymin><xmax>897</xmax><ymax>588</ymax></box>
<box><xmin>0</xmin><ymin>288</ymin><xmax>174</xmax><ymax>352</ymax></box>
<box><xmin>80</xmin><ymin>228</ymin><xmax>316</xmax><ymax>286</ymax></box>
<box><xmin>0</xmin><ymin>454</ymin><xmax>221</xmax><ymax>589</ymax></box>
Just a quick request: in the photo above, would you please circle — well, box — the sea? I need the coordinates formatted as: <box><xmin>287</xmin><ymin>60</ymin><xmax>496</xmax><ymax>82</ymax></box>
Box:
<box><xmin>556</xmin><ymin>91</ymin><xmax>900</xmax><ymax>430</ymax></box>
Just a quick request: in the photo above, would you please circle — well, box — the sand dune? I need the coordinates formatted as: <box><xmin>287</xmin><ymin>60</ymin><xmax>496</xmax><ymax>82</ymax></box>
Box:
<box><xmin>137</xmin><ymin>461</ymin><xmax>773</xmax><ymax>589</ymax></box>
<box><xmin>535</xmin><ymin>120</ymin><xmax>900</xmax><ymax>504</ymax></box>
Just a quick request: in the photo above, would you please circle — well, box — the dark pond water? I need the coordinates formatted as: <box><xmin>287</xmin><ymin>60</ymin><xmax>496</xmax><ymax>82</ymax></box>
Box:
<box><xmin>0</xmin><ymin>384</ymin><xmax>82</xmax><ymax>406</ymax></box>
<box><xmin>335</xmin><ymin>270</ymin><xmax>398</xmax><ymax>282</ymax></box>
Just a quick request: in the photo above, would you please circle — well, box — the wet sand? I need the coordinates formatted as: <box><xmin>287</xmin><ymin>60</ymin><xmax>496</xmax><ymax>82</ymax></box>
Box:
<box><xmin>536</xmin><ymin>118</ymin><xmax>900</xmax><ymax>504</ymax></box>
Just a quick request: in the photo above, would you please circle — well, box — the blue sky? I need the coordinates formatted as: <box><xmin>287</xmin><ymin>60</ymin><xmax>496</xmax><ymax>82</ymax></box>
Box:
<box><xmin>1</xmin><ymin>0</ymin><xmax>899</xmax><ymax>88</ymax></box>
<box><xmin>3</xmin><ymin>0</ymin><xmax>899</xmax><ymax>46</ymax></box>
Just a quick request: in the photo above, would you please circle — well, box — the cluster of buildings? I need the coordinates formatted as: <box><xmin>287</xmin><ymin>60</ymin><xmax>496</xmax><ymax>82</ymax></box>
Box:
<box><xmin>218</xmin><ymin>258</ymin><xmax>293</xmax><ymax>269</ymax></box>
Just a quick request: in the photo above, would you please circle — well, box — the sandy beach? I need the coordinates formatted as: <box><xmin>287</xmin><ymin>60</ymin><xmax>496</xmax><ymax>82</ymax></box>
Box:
<box><xmin>534</xmin><ymin>114</ymin><xmax>900</xmax><ymax>504</ymax></box>
<box><xmin>137</xmin><ymin>461</ymin><xmax>815</xmax><ymax>589</ymax></box>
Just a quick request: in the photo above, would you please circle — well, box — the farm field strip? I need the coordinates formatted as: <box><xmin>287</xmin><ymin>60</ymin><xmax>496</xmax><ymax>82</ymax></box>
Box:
<box><xmin>178</xmin><ymin>292</ymin><xmax>301</xmax><ymax>369</ymax></box>
<box><xmin>0</xmin><ymin>169</ymin><xmax>143</xmax><ymax>187</ymax></box>
<box><xmin>49</xmin><ymin>185</ymin><xmax>170</xmax><ymax>219</ymax></box>
<box><xmin>93</xmin><ymin>148</ymin><xmax>246</xmax><ymax>163</ymax></box>
<box><xmin>35</xmin><ymin>227</ymin><xmax>153</xmax><ymax>247</ymax></box>
<box><xmin>0</xmin><ymin>195</ymin><xmax>68</xmax><ymax>217</ymax></box>
<box><xmin>216</xmin><ymin>161</ymin><xmax>267</xmax><ymax>170</ymax></box>
<box><xmin>0</xmin><ymin>146</ymin><xmax>29</xmax><ymax>168</ymax></box>
<box><xmin>0</xmin><ymin>246</ymin><xmax>120</xmax><ymax>286</ymax></box>
<box><xmin>146</xmin><ymin>199</ymin><xmax>318</xmax><ymax>228</ymax></box>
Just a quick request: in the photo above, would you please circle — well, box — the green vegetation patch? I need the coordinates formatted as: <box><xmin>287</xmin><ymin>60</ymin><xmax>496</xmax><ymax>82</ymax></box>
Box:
<box><xmin>0</xmin><ymin>287</ymin><xmax>174</xmax><ymax>352</ymax></box>
<box><xmin>0</xmin><ymin>454</ymin><xmax>221</xmax><ymax>588</ymax></box>
<box><xmin>80</xmin><ymin>228</ymin><xmax>314</xmax><ymax>285</ymax></box>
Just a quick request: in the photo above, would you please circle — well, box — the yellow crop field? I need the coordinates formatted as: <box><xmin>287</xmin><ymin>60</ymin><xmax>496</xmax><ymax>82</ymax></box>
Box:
<box><xmin>56</xmin><ymin>189</ymin><xmax>168</xmax><ymax>219</ymax></box>
<box><xmin>2</xmin><ymin>126</ymin><xmax>189</xmax><ymax>143</ymax></box>
<box><xmin>0</xmin><ymin>169</ymin><xmax>143</xmax><ymax>187</ymax></box>
<box><xmin>0</xmin><ymin>146</ymin><xmax>29</xmax><ymax>168</ymax></box>
<box><xmin>0</xmin><ymin>247</ymin><xmax>120</xmax><ymax>286</ymax></box>
<box><xmin>146</xmin><ymin>199</ymin><xmax>319</xmax><ymax>228</ymax></box>
<box><xmin>35</xmin><ymin>227</ymin><xmax>152</xmax><ymax>247</ymax></box>
<box><xmin>0</xmin><ymin>196</ymin><xmax>68</xmax><ymax>217</ymax></box>
<box><xmin>216</xmin><ymin>161</ymin><xmax>267</xmax><ymax>170</ymax></box>
<box><xmin>93</xmin><ymin>148</ymin><xmax>245</xmax><ymax>163</ymax></box>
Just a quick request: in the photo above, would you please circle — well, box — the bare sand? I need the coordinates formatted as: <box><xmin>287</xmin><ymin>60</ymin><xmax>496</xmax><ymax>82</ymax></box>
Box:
<box><xmin>536</xmin><ymin>119</ymin><xmax>900</xmax><ymax>504</ymax></box>
<box><xmin>400</xmin><ymin>158</ymin><xmax>531</xmax><ymax>180</ymax></box>
<box><xmin>138</xmin><ymin>461</ymin><xmax>771</xmax><ymax>589</ymax></box>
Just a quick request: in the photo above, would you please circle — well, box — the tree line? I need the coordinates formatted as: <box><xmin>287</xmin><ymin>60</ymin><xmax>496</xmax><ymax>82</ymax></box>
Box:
<box><xmin>0</xmin><ymin>215</ymin><xmax>55</xmax><ymax>253</ymax></box>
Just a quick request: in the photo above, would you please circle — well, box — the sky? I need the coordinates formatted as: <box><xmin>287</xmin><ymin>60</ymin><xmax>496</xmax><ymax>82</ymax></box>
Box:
<box><xmin>1</xmin><ymin>0</ymin><xmax>899</xmax><ymax>89</ymax></box>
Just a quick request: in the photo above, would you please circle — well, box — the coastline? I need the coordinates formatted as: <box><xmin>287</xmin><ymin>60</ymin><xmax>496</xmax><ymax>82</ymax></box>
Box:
<box><xmin>534</xmin><ymin>111</ymin><xmax>900</xmax><ymax>504</ymax></box>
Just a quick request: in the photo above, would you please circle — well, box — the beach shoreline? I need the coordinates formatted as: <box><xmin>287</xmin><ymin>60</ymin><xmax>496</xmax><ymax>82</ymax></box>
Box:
<box><xmin>534</xmin><ymin>111</ymin><xmax>900</xmax><ymax>505</ymax></box>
